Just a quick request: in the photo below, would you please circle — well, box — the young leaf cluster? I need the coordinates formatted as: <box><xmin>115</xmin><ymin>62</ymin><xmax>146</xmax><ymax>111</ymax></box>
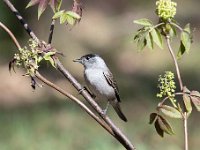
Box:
<box><xmin>133</xmin><ymin>19</ymin><xmax>163</xmax><ymax>51</ymax></box>
<box><xmin>53</xmin><ymin>10</ymin><xmax>81</xmax><ymax>26</ymax></box>
<box><xmin>9</xmin><ymin>39</ymin><xmax>56</xmax><ymax>77</ymax></box>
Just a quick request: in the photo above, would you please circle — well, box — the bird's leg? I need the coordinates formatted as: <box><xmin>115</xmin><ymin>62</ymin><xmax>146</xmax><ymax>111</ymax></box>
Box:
<box><xmin>102</xmin><ymin>101</ymin><xmax>110</xmax><ymax>115</ymax></box>
<box><xmin>78</xmin><ymin>86</ymin><xmax>96</xmax><ymax>99</ymax></box>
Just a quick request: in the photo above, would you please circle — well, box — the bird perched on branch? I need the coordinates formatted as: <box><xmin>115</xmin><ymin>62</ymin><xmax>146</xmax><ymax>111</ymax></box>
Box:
<box><xmin>74</xmin><ymin>54</ymin><xmax>127</xmax><ymax>122</ymax></box>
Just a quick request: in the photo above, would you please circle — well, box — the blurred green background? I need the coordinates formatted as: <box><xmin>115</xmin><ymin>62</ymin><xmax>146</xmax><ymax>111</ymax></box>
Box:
<box><xmin>0</xmin><ymin>0</ymin><xmax>199</xmax><ymax>150</ymax></box>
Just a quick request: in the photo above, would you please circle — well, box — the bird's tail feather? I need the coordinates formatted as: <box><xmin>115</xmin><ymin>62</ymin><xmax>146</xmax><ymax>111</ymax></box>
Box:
<box><xmin>111</xmin><ymin>102</ymin><xmax>127</xmax><ymax>122</ymax></box>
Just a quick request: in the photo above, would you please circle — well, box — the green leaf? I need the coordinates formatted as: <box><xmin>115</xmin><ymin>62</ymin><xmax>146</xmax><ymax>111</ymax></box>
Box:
<box><xmin>44</xmin><ymin>55</ymin><xmax>56</xmax><ymax>68</ymax></box>
<box><xmin>183</xmin><ymin>94</ymin><xmax>192</xmax><ymax>114</ymax></box>
<box><xmin>52</xmin><ymin>10</ymin><xmax>64</xmax><ymax>19</ymax></box>
<box><xmin>151</xmin><ymin>28</ymin><xmax>163</xmax><ymax>49</ymax></box>
<box><xmin>157</xmin><ymin>115</ymin><xmax>174</xmax><ymax>135</ymax></box>
<box><xmin>134</xmin><ymin>18</ymin><xmax>153</xmax><ymax>26</ymax></box>
<box><xmin>181</xmin><ymin>24</ymin><xmax>191</xmax><ymax>53</ymax></box>
<box><xmin>60</xmin><ymin>13</ymin><xmax>68</xmax><ymax>24</ymax></box>
<box><xmin>159</xmin><ymin>105</ymin><xmax>182</xmax><ymax>118</ymax></box>
<box><xmin>48</xmin><ymin>57</ymin><xmax>56</xmax><ymax>68</ymax></box>
<box><xmin>190</xmin><ymin>91</ymin><xmax>200</xmax><ymax>111</ymax></box>
<box><xmin>146</xmin><ymin>33</ymin><xmax>154</xmax><ymax>50</ymax></box>
<box><xmin>66</xmin><ymin>15</ymin><xmax>75</xmax><ymax>25</ymax></box>
<box><xmin>169</xmin><ymin>25</ymin><xmax>177</xmax><ymax>38</ymax></box>
<box><xmin>44</xmin><ymin>51</ymin><xmax>56</xmax><ymax>58</ymax></box>
<box><xmin>66</xmin><ymin>11</ymin><xmax>81</xmax><ymax>19</ymax></box>
<box><xmin>149</xmin><ymin>113</ymin><xmax>158</xmax><ymax>124</ymax></box>
<box><xmin>137</xmin><ymin>36</ymin><xmax>147</xmax><ymax>51</ymax></box>
<box><xmin>154</xmin><ymin>119</ymin><xmax>164</xmax><ymax>137</ymax></box>
<box><xmin>177</xmin><ymin>41</ymin><xmax>185</xmax><ymax>59</ymax></box>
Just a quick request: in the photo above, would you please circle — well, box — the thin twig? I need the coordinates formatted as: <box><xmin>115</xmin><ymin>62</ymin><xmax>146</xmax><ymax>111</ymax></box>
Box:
<box><xmin>158</xmin><ymin>92</ymin><xmax>184</xmax><ymax>107</ymax></box>
<box><xmin>149</xmin><ymin>22</ymin><xmax>165</xmax><ymax>32</ymax></box>
<box><xmin>3</xmin><ymin>0</ymin><xmax>136</xmax><ymax>149</ymax></box>
<box><xmin>0</xmin><ymin>22</ymin><xmax>21</xmax><ymax>49</ymax></box>
<box><xmin>170</xmin><ymin>22</ymin><xmax>183</xmax><ymax>32</ymax></box>
<box><xmin>48</xmin><ymin>19</ymin><xmax>56</xmax><ymax>44</ymax></box>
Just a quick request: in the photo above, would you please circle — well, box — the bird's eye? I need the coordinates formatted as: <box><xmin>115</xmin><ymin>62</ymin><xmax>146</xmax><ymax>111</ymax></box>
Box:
<box><xmin>86</xmin><ymin>56</ymin><xmax>90</xmax><ymax>60</ymax></box>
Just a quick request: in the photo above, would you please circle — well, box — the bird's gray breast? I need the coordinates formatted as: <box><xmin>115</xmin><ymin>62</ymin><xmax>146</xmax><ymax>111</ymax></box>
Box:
<box><xmin>84</xmin><ymin>68</ymin><xmax>115</xmax><ymax>100</ymax></box>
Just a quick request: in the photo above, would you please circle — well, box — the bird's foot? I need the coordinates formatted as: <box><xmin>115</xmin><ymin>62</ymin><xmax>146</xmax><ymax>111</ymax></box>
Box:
<box><xmin>102</xmin><ymin>102</ymin><xmax>110</xmax><ymax>115</ymax></box>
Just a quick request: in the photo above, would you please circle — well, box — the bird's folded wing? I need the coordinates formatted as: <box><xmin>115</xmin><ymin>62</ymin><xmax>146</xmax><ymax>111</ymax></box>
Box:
<box><xmin>103</xmin><ymin>71</ymin><xmax>121</xmax><ymax>102</ymax></box>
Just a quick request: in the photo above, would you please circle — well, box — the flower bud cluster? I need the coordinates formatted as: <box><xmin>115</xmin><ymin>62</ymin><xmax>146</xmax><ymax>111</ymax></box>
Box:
<box><xmin>156</xmin><ymin>0</ymin><xmax>177</xmax><ymax>20</ymax></box>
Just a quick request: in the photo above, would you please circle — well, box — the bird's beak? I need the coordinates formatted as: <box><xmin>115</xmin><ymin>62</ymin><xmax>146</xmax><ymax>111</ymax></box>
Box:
<box><xmin>73</xmin><ymin>58</ymin><xmax>82</xmax><ymax>63</ymax></box>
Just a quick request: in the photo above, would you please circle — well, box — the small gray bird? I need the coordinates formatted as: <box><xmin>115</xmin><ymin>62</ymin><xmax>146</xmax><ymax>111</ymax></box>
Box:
<box><xmin>74</xmin><ymin>54</ymin><xmax>127</xmax><ymax>122</ymax></box>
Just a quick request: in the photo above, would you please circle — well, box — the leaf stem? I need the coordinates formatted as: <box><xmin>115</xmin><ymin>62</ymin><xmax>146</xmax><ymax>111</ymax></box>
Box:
<box><xmin>158</xmin><ymin>92</ymin><xmax>184</xmax><ymax>107</ymax></box>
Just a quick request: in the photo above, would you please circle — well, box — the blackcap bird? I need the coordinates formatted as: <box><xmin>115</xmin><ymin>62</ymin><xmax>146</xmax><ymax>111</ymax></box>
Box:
<box><xmin>74</xmin><ymin>54</ymin><xmax>127</xmax><ymax>122</ymax></box>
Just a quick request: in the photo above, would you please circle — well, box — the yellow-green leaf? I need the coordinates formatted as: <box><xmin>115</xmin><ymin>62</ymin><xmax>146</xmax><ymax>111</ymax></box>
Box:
<box><xmin>48</xmin><ymin>57</ymin><xmax>56</xmax><ymax>68</ymax></box>
<box><xmin>159</xmin><ymin>105</ymin><xmax>182</xmax><ymax>118</ymax></box>
<box><xmin>52</xmin><ymin>10</ymin><xmax>64</xmax><ymax>19</ymax></box>
<box><xmin>66</xmin><ymin>15</ymin><xmax>75</xmax><ymax>25</ymax></box>
<box><xmin>181</xmin><ymin>23</ymin><xmax>191</xmax><ymax>53</ymax></box>
<box><xmin>146</xmin><ymin>33</ymin><xmax>154</xmax><ymax>50</ymax></box>
<box><xmin>183</xmin><ymin>94</ymin><xmax>192</xmax><ymax>114</ymax></box>
<box><xmin>151</xmin><ymin>28</ymin><xmax>163</xmax><ymax>49</ymax></box>
<box><xmin>60</xmin><ymin>13</ymin><xmax>68</xmax><ymax>24</ymax></box>
<box><xmin>177</xmin><ymin>41</ymin><xmax>185</xmax><ymax>59</ymax></box>
<box><xmin>66</xmin><ymin>11</ymin><xmax>81</xmax><ymax>19</ymax></box>
<box><xmin>134</xmin><ymin>18</ymin><xmax>153</xmax><ymax>26</ymax></box>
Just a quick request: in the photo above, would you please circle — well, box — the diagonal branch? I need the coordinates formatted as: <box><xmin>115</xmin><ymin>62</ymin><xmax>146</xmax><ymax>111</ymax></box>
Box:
<box><xmin>0</xmin><ymin>20</ymin><xmax>114</xmax><ymax>139</ymax></box>
<box><xmin>35</xmin><ymin>72</ymin><xmax>114</xmax><ymax>136</ymax></box>
<box><xmin>3</xmin><ymin>0</ymin><xmax>136</xmax><ymax>149</ymax></box>
<box><xmin>48</xmin><ymin>19</ymin><xmax>56</xmax><ymax>44</ymax></box>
